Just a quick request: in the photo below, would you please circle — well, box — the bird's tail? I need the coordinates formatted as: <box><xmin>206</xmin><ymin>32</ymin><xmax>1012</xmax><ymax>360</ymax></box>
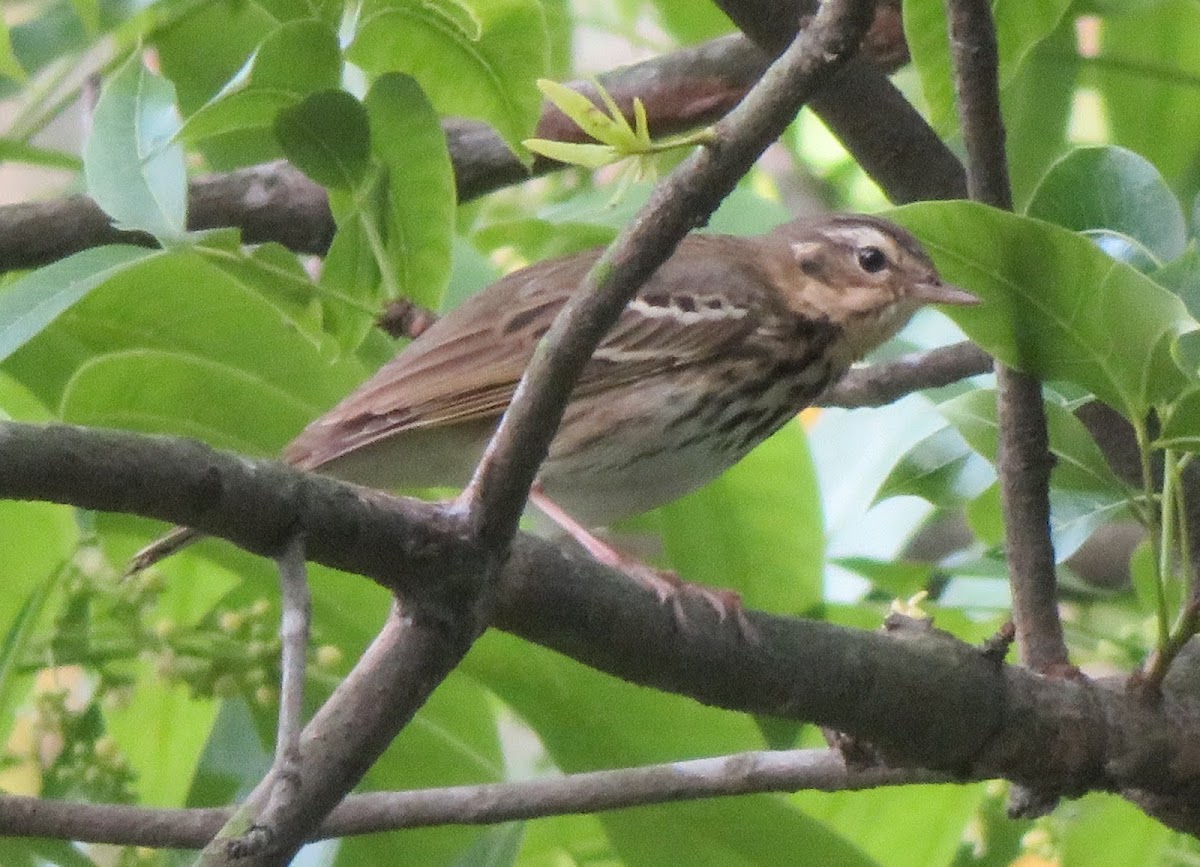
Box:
<box><xmin>127</xmin><ymin>526</ymin><xmax>205</xmax><ymax>574</ymax></box>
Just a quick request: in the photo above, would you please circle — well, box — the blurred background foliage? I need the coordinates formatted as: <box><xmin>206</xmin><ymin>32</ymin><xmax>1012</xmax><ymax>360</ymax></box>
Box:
<box><xmin>2</xmin><ymin>0</ymin><xmax>1200</xmax><ymax>863</ymax></box>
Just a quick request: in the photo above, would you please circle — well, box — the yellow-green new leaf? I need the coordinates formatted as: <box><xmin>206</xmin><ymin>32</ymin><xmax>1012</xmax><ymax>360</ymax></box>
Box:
<box><xmin>523</xmin><ymin>138</ymin><xmax>620</xmax><ymax>168</ymax></box>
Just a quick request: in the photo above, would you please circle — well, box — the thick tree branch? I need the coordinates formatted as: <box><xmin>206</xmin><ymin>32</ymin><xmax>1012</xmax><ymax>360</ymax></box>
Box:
<box><xmin>3</xmin><ymin>421</ymin><xmax>1200</xmax><ymax>833</ymax></box>
<box><xmin>0</xmin><ymin>749</ymin><xmax>947</xmax><ymax>848</ymax></box>
<box><xmin>946</xmin><ymin>0</ymin><xmax>1066</xmax><ymax>674</ymax></box>
<box><xmin>461</xmin><ymin>0</ymin><xmax>878</xmax><ymax>553</ymax></box>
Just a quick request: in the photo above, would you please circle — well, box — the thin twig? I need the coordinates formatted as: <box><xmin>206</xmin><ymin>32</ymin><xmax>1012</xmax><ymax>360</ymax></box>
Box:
<box><xmin>945</xmin><ymin>0</ymin><xmax>1066</xmax><ymax>673</ymax></box>
<box><xmin>459</xmin><ymin>0</ymin><xmax>878</xmax><ymax>554</ymax></box>
<box><xmin>0</xmin><ymin>749</ymin><xmax>947</xmax><ymax>849</ymax></box>
<box><xmin>823</xmin><ymin>341</ymin><xmax>991</xmax><ymax>408</ymax></box>
<box><xmin>215</xmin><ymin>535</ymin><xmax>311</xmax><ymax>857</ymax></box>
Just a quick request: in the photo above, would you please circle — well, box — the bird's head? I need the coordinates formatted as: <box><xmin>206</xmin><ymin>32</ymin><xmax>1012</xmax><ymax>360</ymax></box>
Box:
<box><xmin>768</xmin><ymin>214</ymin><xmax>977</xmax><ymax>357</ymax></box>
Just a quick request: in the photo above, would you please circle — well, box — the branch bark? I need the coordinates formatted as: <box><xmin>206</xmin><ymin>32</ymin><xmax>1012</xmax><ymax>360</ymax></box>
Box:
<box><xmin>0</xmin><ymin>749</ymin><xmax>947</xmax><ymax>848</ymax></box>
<box><xmin>945</xmin><ymin>0</ymin><xmax>1067</xmax><ymax>674</ymax></box>
<box><xmin>3</xmin><ymin>421</ymin><xmax>1200</xmax><ymax>834</ymax></box>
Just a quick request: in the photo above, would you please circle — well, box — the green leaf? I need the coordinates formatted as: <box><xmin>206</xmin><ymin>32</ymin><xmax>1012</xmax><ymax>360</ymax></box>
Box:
<box><xmin>60</xmin><ymin>349</ymin><xmax>315</xmax><ymax>456</ymax></box>
<box><xmin>275</xmin><ymin>90</ymin><xmax>371</xmax><ymax>190</ymax></box>
<box><xmin>5</xmin><ymin>246</ymin><xmax>365</xmax><ymax>448</ymax></box>
<box><xmin>877</xmin><ymin>425</ymin><xmax>994</xmax><ymax>505</ymax></box>
<box><xmin>84</xmin><ymin>53</ymin><xmax>187</xmax><ymax>241</ymax></box>
<box><xmin>891</xmin><ymin>201</ymin><xmax>1197</xmax><ymax>419</ymax></box>
<box><xmin>0</xmin><ymin>16</ymin><xmax>27</xmax><ymax>82</ymax></box>
<box><xmin>1026</xmin><ymin>146</ymin><xmax>1188</xmax><ymax>262</ymax></box>
<box><xmin>1003</xmin><ymin>20</ymin><xmax>1078</xmax><ymax>206</ymax></box>
<box><xmin>464</xmin><ymin>631</ymin><xmax>874</xmax><ymax>867</ymax></box>
<box><xmin>940</xmin><ymin>390</ymin><xmax>1126</xmax><ymax>496</ymax></box>
<box><xmin>649</xmin><ymin>0</ymin><xmax>736</xmax><ymax>42</ymax></box>
<box><xmin>939</xmin><ymin>389</ymin><xmax>1130</xmax><ymax>559</ymax></box>
<box><xmin>0</xmin><ymin>245</ymin><xmax>162</xmax><ymax>364</ymax></box>
<box><xmin>196</xmin><ymin>242</ymin><xmax>332</xmax><ymax>355</ymax></box>
<box><xmin>0</xmin><ymin>138</ymin><xmax>82</xmax><ymax>170</ymax></box>
<box><xmin>536</xmin><ymin>78</ymin><xmax>639</xmax><ymax>149</ymax></box>
<box><xmin>834</xmin><ymin>557</ymin><xmax>934</xmax><ymax>598</ymax></box>
<box><xmin>1156</xmin><ymin>385</ymin><xmax>1200</xmax><ymax>451</ymax></box>
<box><xmin>180</xmin><ymin>19</ymin><xmax>343</xmax><ymax>143</ymax></box>
<box><xmin>319</xmin><ymin>204</ymin><xmax>382</xmax><ymax>353</ymax></box>
<box><xmin>108</xmin><ymin>679</ymin><xmax>219</xmax><ymax>808</ymax></box>
<box><xmin>1094</xmin><ymin>0</ymin><xmax>1200</xmax><ymax>189</ymax></box>
<box><xmin>152</xmin><ymin>0</ymin><xmax>277</xmax><ymax>125</ymax></box>
<box><xmin>1061</xmin><ymin>794</ymin><xmax>1172</xmax><ymax>866</ymax></box>
<box><xmin>364</xmin><ymin>73</ymin><xmax>456</xmax><ymax>309</ymax></box>
<box><xmin>904</xmin><ymin>0</ymin><xmax>1071</xmax><ymax>133</ymax></box>
<box><xmin>795</xmin><ymin>781</ymin><xmax>986</xmax><ymax>867</ymax></box>
<box><xmin>350</xmin><ymin>0</ymin><xmax>547</xmax><ymax>157</ymax></box>
<box><xmin>653</xmin><ymin>421</ymin><xmax>825</xmax><ymax>614</ymax></box>
<box><xmin>0</xmin><ymin>545</ymin><xmax>69</xmax><ymax>749</ymax></box>
<box><xmin>69</xmin><ymin>0</ymin><xmax>100</xmax><ymax>34</ymax></box>
<box><xmin>1152</xmin><ymin>244</ymin><xmax>1200</xmax><ymax>321</ymax></box>
<box><xmin>522</xmin><ymin>138</ymin><xmax>620</xmax><ymax>168</ymax></box>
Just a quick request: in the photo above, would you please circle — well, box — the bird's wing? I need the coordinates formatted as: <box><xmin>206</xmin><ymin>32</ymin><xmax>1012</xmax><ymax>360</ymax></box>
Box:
<box><xmin>285</xmin><ymin>235</ymin><xmax>773</xmax><ymax>469</ymax></box>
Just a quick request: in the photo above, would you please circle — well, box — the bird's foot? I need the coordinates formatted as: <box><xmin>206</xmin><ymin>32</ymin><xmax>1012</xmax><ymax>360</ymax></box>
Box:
<box><xmin>618</xmin><ymin>559</ymin><xmax>760</xmax><ymax>641</ymax></box>
<box><xmin>529</xmin><ymin>486</ymin><xmax>757</xmax><ymax>639</ymax></box>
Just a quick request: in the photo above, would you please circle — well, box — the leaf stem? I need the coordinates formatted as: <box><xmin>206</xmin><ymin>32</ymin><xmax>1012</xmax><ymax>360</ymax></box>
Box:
<box><xmin>356</xmin><ymin>205</ymin><xmax>400</xmax><ymax>301</ymax></box>
<box><xmin>1135</xmin><ymin>419</ymin><xmax>1170</xmax><ymax>650</ymax></box>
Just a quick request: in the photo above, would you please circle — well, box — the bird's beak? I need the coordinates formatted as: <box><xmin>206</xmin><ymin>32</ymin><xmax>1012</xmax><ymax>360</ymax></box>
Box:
<box><xmin>911</xmin><ymin>280</ymin><xmax>980</xmax><ymax>306</ymax></box>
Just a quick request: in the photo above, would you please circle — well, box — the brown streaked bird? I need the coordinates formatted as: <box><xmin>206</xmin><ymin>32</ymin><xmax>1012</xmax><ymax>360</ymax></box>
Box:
<box><xmin>131</xmin><ymin>214</ymin><xmax>976</xmax><ymax>613</ymax></box>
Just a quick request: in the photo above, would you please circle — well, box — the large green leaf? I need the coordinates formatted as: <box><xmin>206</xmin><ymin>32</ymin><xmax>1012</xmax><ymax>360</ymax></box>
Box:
<box><xmin>0</xmin><ymin>245</ymin><xmax>162</xmax><ymax>364</ymax></box>
<box><xmin>891</xmin><ymin>201</ymin><xmax>1197</xmax><ymax>419</ymax></box>
<box><xmin>4</xmin><ymin>247</ymin><xmax>365</xmax><ymax>444</ymax></box>
<box><xmin>652</xmin><ymin>421</ymin><xmax>826</xmax><ymax>615</ymax></box>
<box><xmin>1003</xmin><ymin>20</ymin><xmax>1078</xmax><ymax>206</ymax></box>
<box><xmin>462</xmin><ymin>631</ymin><xmax>875</xmax><ymax>867</ymax></box>
<box><xmin>349</xmin><ymin>0</ymin><xmax>546</xmax><ymax>156</ymax></box>
<box><xmin>84</xmin><ymin>53</ymin><xmax>187</xmax><ymax>241</ymax></box>
<box><xmin>275</xmin><ymin>90</ymin><xmax>371</xmax><ymax>191</ymax></box>
<box><xmin>794</xmin><ymin>781</ymin><xmax>985</xmax><ymax>867</ymax></box>
<box><xmin>363</xmin><ymin>73</ymin><xmax>456</xmax><ymax>310</ymax></box>
<box><xmin>1060</xmin><ymin>794</ymin><xmax>1172</xmax><ymax>866</ymax></box>
<box><xmin>1094</xmin><ymin>0</ymin><xmax>1200</xmax><ymax>189</ymax></box>
<box><xmin>904</xmin><ymin>0</ymin><xmax>1071</xmax><ymax>134</ymax></box>
<box><xmin>179</xmin><ymin>19</ymin><xmax>343</xmax><ymax>143</ymax></box>
<box><xmin>939</xmin><ymin>389</ymin><xmax>1130</xmax><ymax>559</ymax></box>
<box><xmin>877</xmin><ymin>424</ymin><xmax>994</xmax><ymax>506</ymax></box>
<box><xmin>196</xmin><ymin>240</ymin><xmax>332</xmax><ymax>356</ymax></box>
<box><xmin>60</xmin><ymin>349</ymin><xmax>315</xmax><ymax>455</ymax></box>
<box><xmin>1027</xmin><ymin>146</ymin><xmax>1188</xmax><ymax>262</ymax></box>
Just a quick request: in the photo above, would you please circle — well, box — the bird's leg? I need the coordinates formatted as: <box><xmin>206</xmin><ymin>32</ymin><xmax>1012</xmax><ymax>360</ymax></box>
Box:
<box><xmin>529</xmin><ymin>483</ymin><xmax>755</xmax><ymax>638</ymax></box>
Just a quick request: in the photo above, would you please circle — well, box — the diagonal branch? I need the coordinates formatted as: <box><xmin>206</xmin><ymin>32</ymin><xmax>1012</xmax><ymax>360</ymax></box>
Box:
<box><xmin>460</xmin><ymin>0</ymin><xmax>878</xmax><ymax>553</ymax></box>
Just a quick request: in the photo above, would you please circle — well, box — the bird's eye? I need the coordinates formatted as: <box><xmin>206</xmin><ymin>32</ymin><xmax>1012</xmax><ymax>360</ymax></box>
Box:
<box><xmin>856</xmin><ymin>246</ymin><xmax>888</xmax><ymax>273</ymax></box>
